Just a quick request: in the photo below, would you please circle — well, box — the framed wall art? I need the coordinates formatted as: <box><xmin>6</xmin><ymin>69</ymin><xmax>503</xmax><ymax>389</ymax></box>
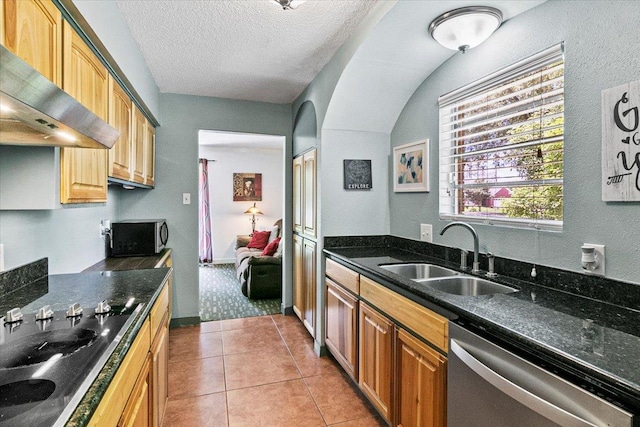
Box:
<box><xmin>393</xmin><ymin>139</ymin><xmax>429</xmax><ymax>192</ymax></box>
<box><xmin>343</xmin><ymin>159</ymin><xmax>372</xmax><ymax>190</ymax></box>
<box><xmin>602</xmin><ymin>80</ymin><xmax>640</xmax><ymax>202</ymax></box>
<box><xmin>233</xmin><ymin>173</ymin><xmax>262</xmax><ymax>201</ymax></box>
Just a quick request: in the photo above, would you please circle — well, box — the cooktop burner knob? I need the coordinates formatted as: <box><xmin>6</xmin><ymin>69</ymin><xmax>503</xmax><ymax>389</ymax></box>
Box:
<box><xmin>4</xmin><ymin>307</ymin><xmax>24</xmax><ymax>324</ymax></box>
<box><xmin>95</xmin><ymin>300</ymin><xmax>111</xmax><ymax>315</ymax></box>
<box><xmin>35</xmin><ymin>305</ymin><xmax>54</xmax><ymax>321</ymax></box>
<box><xmin>66</xmin><ymin>303</ymin><xmax>83</xmax><ymax>318</ymax></box>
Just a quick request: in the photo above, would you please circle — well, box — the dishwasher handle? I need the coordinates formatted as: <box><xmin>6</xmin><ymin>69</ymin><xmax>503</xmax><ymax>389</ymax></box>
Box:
<box><xmin>450</xmin><ymin>339</ymin><xmax>598</xmax><ymax>427</ymax></box>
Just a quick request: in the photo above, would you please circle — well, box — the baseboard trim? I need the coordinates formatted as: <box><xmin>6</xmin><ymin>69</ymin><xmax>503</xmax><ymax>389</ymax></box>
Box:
<box><xmin>282</xmin><ymin>305</ymin><xmax>294</xmax><ymax>315</ymax></box>
<box><xmin>169</xmin><ymin>316</ymin><xmax>200</xmax><ymax>328</ymax></box>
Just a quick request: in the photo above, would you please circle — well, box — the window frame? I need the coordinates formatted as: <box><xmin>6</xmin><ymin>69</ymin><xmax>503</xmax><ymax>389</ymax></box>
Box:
<box><xmin>438</xmin><ymin>43</ymin><xmax>565</xmax><ymax>232</ymax></box>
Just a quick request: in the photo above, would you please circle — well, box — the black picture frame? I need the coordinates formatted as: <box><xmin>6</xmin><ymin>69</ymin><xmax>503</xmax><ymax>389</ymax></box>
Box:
<box><xmin>343</xmin><ymin>159</ymin><xmax>372</xmax><ymax>190</ymax></box>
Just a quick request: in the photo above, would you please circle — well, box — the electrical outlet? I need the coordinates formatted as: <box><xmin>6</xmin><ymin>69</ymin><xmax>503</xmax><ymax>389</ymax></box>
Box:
<box><xmin>182</xmin><ymin>193</ymin><xmax>191</xmax><ymax>205</ymax></box>
<box><xmin>420</xmin><ymin>224</ymin><xmax>433</xmax><ymax>243</ymax></box>
<box><xmin>581</xmin><ymin>243</ymin><xmax>605</xmax><ymax>276</ymax></box>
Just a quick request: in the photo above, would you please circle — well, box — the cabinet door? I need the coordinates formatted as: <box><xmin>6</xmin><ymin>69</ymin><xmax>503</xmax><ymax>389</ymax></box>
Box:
<box><xmin>118</xmin><ymin>357</ymin><xmax>151</xmax><ymax>427</ymax></box>
<box><xmin>132</xmin><ymin>105</ymin><xmax>146</xmax><ymax>184</ymax></box>
<box><xmin>144</xmin><ymin>120</ymin><xmax>155</xmax><ymax>186</ymax></box>
<box><xmin>395</xmin><ymin>328</ymin><xmax>446</xmax><ymax>427</ymax></box>
<box><xmin>359</xmin><ymin>302</ymin><xmax>393</xmax><ymax>422</ymax></box>
<box><xmin>151</xmin><ymin>316</ymin><xmax>169</xmax><ymax>427</ymax></box>
<box><xmin>60</xmin><ymin>22</ymin><xmax>108</xmax><ymax>203</ymax></box>
<box><xmin>108</xmin><ymin>75</ymin><xmax>133</xmax><ymax>180</ymax></box>
<box><xmin>1</xmin><ymin>0</ymin><xmax>62</xmax><ymax>86</ymax></box>
<box><xmin>292</xmin><ymin>234</ymin><xmax>304</xmax><ymax>321</ymax></box>
<box><xmin>293</xmin><ymin>155</ymin><xmax>303</xmax><ymax>234</ymax></box>
<box><xmin>325</xmin><ymin>278</ymin><xmax>358</xmax><ymax>380</ymax></box>
<box><xmin>302</xmin><ymin>149</ymin><xmax>316</xmax><ymax>237</ymax></box>
<box><xmin>302</xmin><ymin>238</ymin><xmax>316</xmax><ymax>337</ymax></box>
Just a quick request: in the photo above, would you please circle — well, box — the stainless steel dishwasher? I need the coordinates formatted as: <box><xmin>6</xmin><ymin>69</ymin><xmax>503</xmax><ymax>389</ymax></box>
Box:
<box><xmin>448</xmin><ymin>322</ymin><xmax>635</xmax><ymax>427</ymax></box>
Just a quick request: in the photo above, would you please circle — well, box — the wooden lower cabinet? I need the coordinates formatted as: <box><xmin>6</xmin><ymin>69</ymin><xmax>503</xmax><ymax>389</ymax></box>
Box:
<box><xmin>88</xmin><ymin>280</ymin><xmax>171</xmax><ymax>427</ymax></box>
<box><xmin>293</xmin><ymin>234</ymin><xmax>316</xmax><ymax>338</ymax></box>
<box><xmin>395</xmin><ymin>328</ymin><xmax>447</xmax><ymax>427</ymax></box>
<box><xmin>325</xmin><ymin>278</ymin><xmax>358</xmax><ymax>379</ymax></box>
<box><xmin>359</xmin><ymin>302</ymin><xmax>393</xmax><ymax>423</ymax></box>
<box><xmin>119</xmin><ymin>357</ymin><xmax>150</xmax><ymax>427</ymax></box>
<box><xmin>151</xmin><ymin>314</ymin><xmax>169</xmax><ymax>427</ymax></box>
<box><xmin>89</xmin><ymin>321</ymin><xmax>151</xmax><ymax>426</ymax></box>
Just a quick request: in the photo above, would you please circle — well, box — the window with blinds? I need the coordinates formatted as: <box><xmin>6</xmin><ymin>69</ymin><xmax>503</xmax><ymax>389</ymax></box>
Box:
<box><xmin>438</xmin><ymin>44</ymin><xmax>564</xmax><ymax>231</ymax></box>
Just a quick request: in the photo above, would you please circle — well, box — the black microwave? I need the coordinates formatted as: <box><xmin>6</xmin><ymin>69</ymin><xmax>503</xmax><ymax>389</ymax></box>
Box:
<box><xmin>110</xmin><ymin>219</ymin><xmax>168</xmax><ymax>257</ymax></box>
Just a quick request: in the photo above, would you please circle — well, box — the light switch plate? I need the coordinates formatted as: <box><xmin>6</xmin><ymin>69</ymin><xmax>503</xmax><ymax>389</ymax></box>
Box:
<box><xmin>420</xmin><ymin>224</ymin><xmax>433</xmax><ymax>243</ymax></box>
<box><xmin>182</xmin><ymin>193</ymin><xmax>191</xmax><ymax>205</ymax></box>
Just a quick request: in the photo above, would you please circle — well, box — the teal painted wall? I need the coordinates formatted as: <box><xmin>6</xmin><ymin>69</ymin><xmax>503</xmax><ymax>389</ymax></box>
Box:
<box><xmin>118</xmin><ymin>94</ymin><xmax>292</xmax><ymax>320</ymax></box>
<box><xmin>390</xmin><ymin>0</ymin><xmax>640</xmax><ymax>284</ymax></box>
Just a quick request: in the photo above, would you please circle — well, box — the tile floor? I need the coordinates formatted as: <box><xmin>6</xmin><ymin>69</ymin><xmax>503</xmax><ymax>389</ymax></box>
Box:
<box><xmin>164</xmin><ymin>314</ymin><xmax>387</xmax><ymax>427</ymax></box>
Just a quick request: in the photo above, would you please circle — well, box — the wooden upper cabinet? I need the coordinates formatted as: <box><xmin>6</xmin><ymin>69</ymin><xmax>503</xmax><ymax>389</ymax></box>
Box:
<box><xmin>1</xmin><ymin>0</ymin><xmax>62</xmax><ymax>86</ymax></box>
<box><xmin>60</xmin><ymin>21</ymin><xmax>108</xmax><ymax>203</ymax></box>
<box><xmin>302</xmin><ymin>149</ymin><xmax>317</xmax><ymax>237</ymax></box>
<box><xmin>108</xmin><ymin>75</ymin><xmax>133</xmax><ymax>181</ymax></box>
<box><xmin>144</xmin><ymin>120</ymin><xmax>155</xmax><ymax>186</ymax></box>
<box><xmin>293</xmin><ymin>155</ymin><xmax>303</xmax><ymax>234</ymax></box>
<box><xmin>132</xmin><ymin>105</ymin><xmax>146</xmax><ymax>184</ymax></box>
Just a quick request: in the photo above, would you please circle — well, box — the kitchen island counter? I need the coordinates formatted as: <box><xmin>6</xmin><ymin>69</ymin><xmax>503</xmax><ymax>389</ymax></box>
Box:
<box><xmin>324</xmin><ymin>242</ymin><xmax>640</xmax><ymax>413</ymax></box>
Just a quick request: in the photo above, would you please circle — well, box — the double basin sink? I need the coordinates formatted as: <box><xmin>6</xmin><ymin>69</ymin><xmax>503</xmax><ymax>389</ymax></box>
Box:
<box><xmin>379</xmin><ymin>263</ymin><xmax>517</xmax><ymax>296</ymax></box>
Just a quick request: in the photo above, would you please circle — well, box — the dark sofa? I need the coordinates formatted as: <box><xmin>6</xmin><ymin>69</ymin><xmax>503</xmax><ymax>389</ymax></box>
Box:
<box><xmin>235</xmin><ymin>219</ymin><xmax>282</xmax><ymax>299</ymax></box>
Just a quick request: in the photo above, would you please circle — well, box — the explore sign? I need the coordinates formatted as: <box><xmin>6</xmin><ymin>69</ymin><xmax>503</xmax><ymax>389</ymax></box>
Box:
<box><xmin>602</xmin><ymin>80</ymin><xmax>640</xmax><ymax>201</ymax></box>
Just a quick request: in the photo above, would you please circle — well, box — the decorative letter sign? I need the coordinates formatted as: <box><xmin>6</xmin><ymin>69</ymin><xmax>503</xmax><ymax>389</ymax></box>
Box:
<box><xmin>602</xmin><ymin>80</ymin><xmax>640</xmax><ymax>201</ymax></box>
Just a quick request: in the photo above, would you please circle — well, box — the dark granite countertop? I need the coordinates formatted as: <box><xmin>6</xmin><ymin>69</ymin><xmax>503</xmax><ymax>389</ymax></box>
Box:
<box><xmin>1</xmin><ymin>268</ymin><xmax>172</xmax><ymax>426</ymax></box>
<box><xmin>82</xmin><ymin>248</ymin><xmax>171</xmax><ymax>273</ymax></box>
<box><xmin>324</xmin><ymin>245</ymin><xmax>640</xmax><ymax>410</ymax></box>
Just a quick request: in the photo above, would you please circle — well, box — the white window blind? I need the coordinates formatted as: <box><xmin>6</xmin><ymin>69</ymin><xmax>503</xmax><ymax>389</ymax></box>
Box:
<box><xmin>439</xmin><ymin>44</ymin><xmax>564</xmax><ymax>231</ymax></box>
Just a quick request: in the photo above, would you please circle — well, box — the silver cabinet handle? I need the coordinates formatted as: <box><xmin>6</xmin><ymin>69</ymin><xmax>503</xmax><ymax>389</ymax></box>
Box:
<box><xmin>450</xmin><ymin>339</ymin><xmax>598</xmax><ymax>427</ymax></box>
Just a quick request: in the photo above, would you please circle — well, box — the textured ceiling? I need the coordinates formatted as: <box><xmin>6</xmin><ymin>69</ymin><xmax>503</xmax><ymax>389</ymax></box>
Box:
<box><xmin>115</xmin><ymin>0</ymin><xmax>380</xmax><ymax>104</ymax></box>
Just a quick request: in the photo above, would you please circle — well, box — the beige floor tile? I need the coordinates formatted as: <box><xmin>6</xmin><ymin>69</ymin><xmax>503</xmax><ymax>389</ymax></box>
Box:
<box><xmin>224</xmin><ymin>346</ymin><xmax>301</xmax><ymax>390</ymax></box>
<box><xmin>226</xmin><ymin>379</ymin><xmax>325</xmax><ymax>427</ymax></box>
<box><xmin>277</xmin><ymin>321</ymin><xmax>315</xmax><ymax>346</ymax></box>
<box><xmin>222</xmin><ymin>325</ymin><xmax>286</xmax><ymax>355</ymax></box>
<box><xmin>169</xmin><ymin>356</ymin><xmax>225</xmax><ymax>400</ymax></box>
<box><xmin>271</xmin><ymin>313</ymin><xmax>304</xmax><ymax>328</ymax></box>
<box><xmin>219</xmin><ymin>315</ymin><xmax>275</xmax><ymax>331</ymax></box>
<box><xmin>170</xmin><ymin>321</ymin><xmax>222</xmax><ymax>335</ymax></box>
<box><xmin>305</xmin><ymin>371</ymin><xmax>373</xmax><ymax>425</ymax></box>
<box><xmin>163</xmin><ymin>392</ymin><xmax>228</xmax><ymax>427</ymax></box>
<box><xmin>288</xmin><ymin>337</ymin><xmax>342</xmax><ymax>378</ymax></box>
<box><xmin>169</xmin><ymin>330</ymin><xmax>223</xmax><ymax>362</ymax></box>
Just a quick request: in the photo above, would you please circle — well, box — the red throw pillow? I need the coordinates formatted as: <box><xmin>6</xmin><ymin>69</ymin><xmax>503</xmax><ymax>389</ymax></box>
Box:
<box><xmin>247</xmin><ymin>231</ymin><xmax>270</xmax><ymax>250</ymax></box>
<box><xmin>261</xmin><ymin>237</ymin><xmax>280</xmax><ymax>256</ymax></box>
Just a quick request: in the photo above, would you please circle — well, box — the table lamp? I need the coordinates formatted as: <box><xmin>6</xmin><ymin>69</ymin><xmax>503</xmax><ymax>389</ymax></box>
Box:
<box><xmin>244</xmin><ymin>203</ymin><xmax>263</xmax><ymax>235</ymax></box>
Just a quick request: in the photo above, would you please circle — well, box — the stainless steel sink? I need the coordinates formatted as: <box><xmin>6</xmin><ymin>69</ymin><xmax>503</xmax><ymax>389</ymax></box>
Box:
<box><xmin>418</xmin><ymin>276</ymin><xmax>518</xmax><ymax>296</ymax></box>
<box><xmin>379</xmin><ymin>263</ymin><xmax>460</xmax><ymax>280</ymax></box>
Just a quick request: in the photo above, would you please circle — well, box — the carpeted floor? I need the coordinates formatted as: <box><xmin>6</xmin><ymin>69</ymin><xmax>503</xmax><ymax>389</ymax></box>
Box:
<box><xmin>199</xmin><ymin>264</ymin><xmax>281</xmax><ymax>321</ymax></box>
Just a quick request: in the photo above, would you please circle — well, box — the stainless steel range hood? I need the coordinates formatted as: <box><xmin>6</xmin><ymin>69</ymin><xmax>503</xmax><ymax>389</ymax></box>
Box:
<box><xmin>0</xmin><ymin>45</ymin><xmax>119</xmax><ymax>149</ymax></box>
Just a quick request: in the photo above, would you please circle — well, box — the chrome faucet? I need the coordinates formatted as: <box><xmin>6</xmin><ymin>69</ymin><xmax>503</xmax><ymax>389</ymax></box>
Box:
<box><xmin>440</xmin><ymin>222</ymin><xmax>481</xmax><ymax>274</ymax></box>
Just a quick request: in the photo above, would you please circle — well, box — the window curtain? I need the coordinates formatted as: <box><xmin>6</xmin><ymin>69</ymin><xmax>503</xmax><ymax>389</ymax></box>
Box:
<box><xmin>199</xmin><ymin>158</ymin><xmax>213</xmax><ymax>264</ymax></box>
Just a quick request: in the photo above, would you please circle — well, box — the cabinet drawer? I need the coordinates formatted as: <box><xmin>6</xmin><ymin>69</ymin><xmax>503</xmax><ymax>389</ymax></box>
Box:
<box><xmin>150</xmin><ymin>284</ymin><xmax>169</xmax><ymax>341</ymax></box>
<box><xmin>360</xmin><ymin>276</ymin><xmax>448</xmax><ymax>352</ymax></box>
<box><xmin>326</xmin><ymin>258</ymin><xmax>359</xmax><ymax>294</ymax></box>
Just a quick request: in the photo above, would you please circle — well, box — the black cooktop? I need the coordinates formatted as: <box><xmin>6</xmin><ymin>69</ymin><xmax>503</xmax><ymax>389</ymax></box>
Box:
<box><xmin>0</xmin><ymin>304</ymin><xmax>138</xmax><ymax>426</ymax></box>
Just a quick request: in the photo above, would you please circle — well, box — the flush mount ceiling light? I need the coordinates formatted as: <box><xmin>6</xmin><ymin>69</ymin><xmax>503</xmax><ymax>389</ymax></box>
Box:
<box><xmin>271</xmin><ymin>0</ymin><xmax>306</xmax><ymax>10</ymax></box>
<box><xmin>429</xmin><ymin>6</ymin><xmax>503</xmax><ymax>53</ymax></box>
